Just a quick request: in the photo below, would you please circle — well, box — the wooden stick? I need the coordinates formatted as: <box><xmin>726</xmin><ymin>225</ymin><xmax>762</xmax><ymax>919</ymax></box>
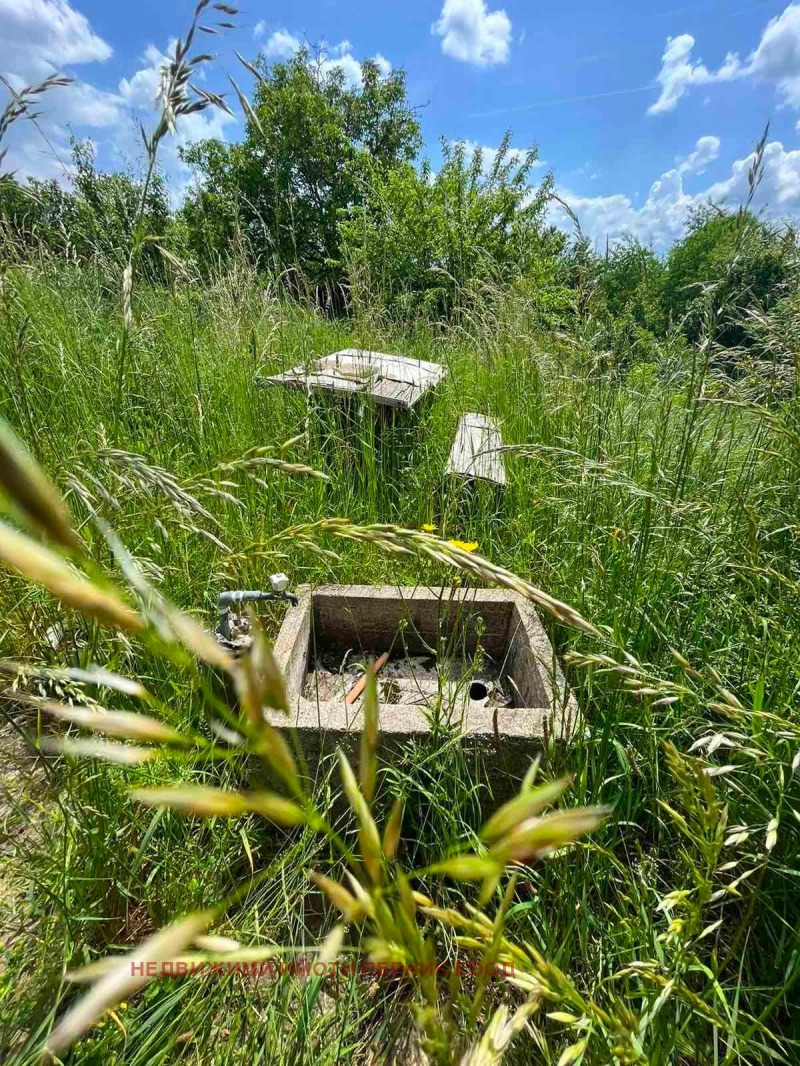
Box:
<box><xmin>345</xmin><ymin>652</ymin><xmax>389</xmax><ymax>705</ymax></box>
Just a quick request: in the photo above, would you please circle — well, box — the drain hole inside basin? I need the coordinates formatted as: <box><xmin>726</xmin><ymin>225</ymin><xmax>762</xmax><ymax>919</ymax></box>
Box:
<box><xmin>302</xmin><ymin>649</ymin><xmax>515</xmax><ymax>707</ymax></box>
<box><xmin>294</xmin><ymin>589</ymin><xmax>556</xmax><ymax>709</ymax></box>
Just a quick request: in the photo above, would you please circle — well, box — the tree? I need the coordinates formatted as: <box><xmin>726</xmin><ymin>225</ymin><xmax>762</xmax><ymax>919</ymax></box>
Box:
<box><xmin>181</xmin><ymin>49</ymin><xmax>421</xmax><ymax>285</ymax></box>
<box><xmin>597</xmin><ymin>237</ymin><xmax>666</xmax><ymax>336</ymax></box>
<box><xmin>663</xmin><ymin>206</ymin><xmax>798</xmax><ymax>347</ymax></box>
<box><xmin>339</xmin><ymin>135</ymin><xmax>557</xmax><ymax>317</ymax></box>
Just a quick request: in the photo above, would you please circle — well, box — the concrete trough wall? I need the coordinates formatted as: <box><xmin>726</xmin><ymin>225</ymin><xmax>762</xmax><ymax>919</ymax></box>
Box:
<box><xmin>269</xmin><ymin>586</ymin><xmax>579</xmax><ymax>783</ymax></box>
<box><xmin>309</xmin><ymin>585</ymin><xmax>514</xmax><ymax>658</ymax></box>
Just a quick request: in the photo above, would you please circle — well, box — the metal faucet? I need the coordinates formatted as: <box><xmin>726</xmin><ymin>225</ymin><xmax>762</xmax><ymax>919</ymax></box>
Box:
<box><xmin>217</xmin><ymin>573</ymin><xmax>298</xmax><ymax>641</ymax></box>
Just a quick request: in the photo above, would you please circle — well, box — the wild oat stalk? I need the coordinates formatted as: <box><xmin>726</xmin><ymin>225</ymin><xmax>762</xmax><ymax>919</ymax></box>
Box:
<box><xmin>230</xmin><ymin>519</ymin><xmax>602</xmax><ymax>636</ymax></box>
<box><xmin>566</xmin><ymin>647</ymin><xmax>800</xmax><ymax>745</ymax></box>
<box><xmin>112</xmin><ymin>0</ymin><xmax>237</xmax><ymax>434</ymax></box>
<box><xmin>0</xmin><ymin>72</ymin><xmax>73</xmax><ymax>178</ymax></box>
<box><xmin>0</xmin><ymin>418</ymin><xmax>83</xmax><ymax>551</ymax></box>
<box><xmin>214</xmin><ymin>444</ymin><xmax>330</xmax><ymax>485</ymax></box>
<box><xmin>71</xmin><ymin>442</ymin><xmax>329</xmax><ymax>551</ymax></box>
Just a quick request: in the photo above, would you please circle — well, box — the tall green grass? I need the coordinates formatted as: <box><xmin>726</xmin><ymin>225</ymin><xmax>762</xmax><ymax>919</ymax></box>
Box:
<box><xmin>0</xmin><ymin>258</ymin><xmax>798</xmax><ymax>1064</ymax></box>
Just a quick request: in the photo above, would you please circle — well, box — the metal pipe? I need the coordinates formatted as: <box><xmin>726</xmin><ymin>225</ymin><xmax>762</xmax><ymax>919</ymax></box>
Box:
<box><xmin>217</xmin><ymin>588</ymin><xmax>298</xmax><ymax>641</ymax></box>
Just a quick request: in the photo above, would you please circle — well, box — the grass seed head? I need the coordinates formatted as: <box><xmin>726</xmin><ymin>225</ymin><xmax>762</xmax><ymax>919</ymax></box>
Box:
<box><xmin>0</xmin><ymin>418</ymin><xmax>83</xmax><ymax>552</ymax></box>
<box><xmin>0</xmin><ymin>520</ymin><xmax>143</xmax><ymax>632</ymax></box>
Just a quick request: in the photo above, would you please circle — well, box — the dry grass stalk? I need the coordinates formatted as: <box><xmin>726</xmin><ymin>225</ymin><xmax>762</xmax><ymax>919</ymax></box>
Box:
<box><xmin>0</xmin><ymin>73</ymin><xmax>72</xmax><ymax>175</ymax></box>
<box><xmin>0</xmin><ymin>519</ymin><xmax>143</xmax><ymax>632</ymax></box>
<box><xmin>0</xmin><ymin>418</ymin><xmax>83</xmax><ymax>551</ymax></box>
<box><xmin>247</xmin><ymin>519</ymin><xmax>601</xmax><ymax>637</ymax></box>
<box><xmin>46</xmin><ymin>911</ymin><xmax>215</xmax><ymax>1057</ymax></box>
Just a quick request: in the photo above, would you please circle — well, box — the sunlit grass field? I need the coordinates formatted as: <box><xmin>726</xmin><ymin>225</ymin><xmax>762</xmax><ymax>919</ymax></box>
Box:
<box><xmin>0</xmin><ymin>261</ymin><xmax>798</xmax><ymax>1063</ymax></box>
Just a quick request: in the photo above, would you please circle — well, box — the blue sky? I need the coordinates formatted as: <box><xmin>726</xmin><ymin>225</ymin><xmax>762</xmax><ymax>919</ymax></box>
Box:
<box><xmin>4</xmin><ymin>0</ymin><xmax>800</xmax><ymax>248</ymax></box>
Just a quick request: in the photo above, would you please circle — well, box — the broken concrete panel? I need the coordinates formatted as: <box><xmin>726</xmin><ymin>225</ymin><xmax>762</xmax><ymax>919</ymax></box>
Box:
<box><xmin>446</xmin><ymin>413</ymin><xmax>507</xmax><ymax>486</ymax></box>
<box><xmin>261</xmin><ymin>350</ymin><xmax>447</xmax><ymax>411</ymax></box>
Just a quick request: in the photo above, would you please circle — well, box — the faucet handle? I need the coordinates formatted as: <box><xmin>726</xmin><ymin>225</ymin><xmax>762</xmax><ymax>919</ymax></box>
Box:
<box><xmin>269</xmin><ymin>572</ymin><xmax>290</xmax><ymax>594</ymax></box>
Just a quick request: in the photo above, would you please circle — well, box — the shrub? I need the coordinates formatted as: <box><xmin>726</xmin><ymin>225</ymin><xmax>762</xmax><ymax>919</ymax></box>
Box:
<box><xmin>0</xmin><ymin>140</ymin><xmax>171</xmax><ymax>279</ymax></box>
<box><xmin>596</xmin><ymin>237</ymin><xmax>666</xmax><ymax>337</ymax></box>
<box><xmin>340</xmin><ymin>135</ymin><xmax>560</xmax><ymax>319</ymax></box>
<box><xmin>662</xmin><ymin>206</ymin><xmax>799</xmax><ymax>347</ymax></box>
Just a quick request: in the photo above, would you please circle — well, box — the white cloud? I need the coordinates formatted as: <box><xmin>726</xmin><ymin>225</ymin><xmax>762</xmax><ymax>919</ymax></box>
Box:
<box><xmin>0</xmin><ymin>0</ymin><xmax>120</xmax><ymax>181</ymax></box>
<box><xmin>704</xmin><ymin>139</ymin><xmax>800</xmax><ymax>207</ymax></box>
<box><xmin>677</xmin><ymin>134</ymin><xmax>720</xmax><ymax>175</ymax></box>
<box><xmin>0</xmin><ymin>0</ymin><xmax>112</xmax><ymax>81</ymax></box>
<box><xmin>258</xmin><ymin>29</ymin><xmax>391</xmax><ymax>86</ymax></box>
<box><xmin>648</xmin><ymin>34</ymin><xmax>740</xmax><ymax>115</ymax></box>
<box><xmin>649</xmin><ymin>4</ymin><xmax>800</xmax><ymax>114</ymax></box>
<box><xmin>747</xmin><ymin>3</ymin><xmax>800</xmax><ymax>106</ymax></box>
<box><xmin>552</xmin><ymin>136</ymin><xmax>800</xmax><ymax>250</ymax></box>
<box><xmin>263</xmin><ymin>29</ymin><xmax>302</xmax><ymax>59</ymax></box>
<box><xmin>253</xmin><ymin>19</ymin><xmax>265</xmax><ymax>40</ymax></box>
<box><xmin>432</xmin><ymin>0</ymin><xmax>512</xmax><ymax>67</ymax></box>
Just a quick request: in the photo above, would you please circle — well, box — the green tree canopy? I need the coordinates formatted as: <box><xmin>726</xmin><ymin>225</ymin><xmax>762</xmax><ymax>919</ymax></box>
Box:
<box><xmin>663</xmin><ymin>206</ymin><xmax>798</xmax><ymax>346</ymax></box>
<box><xmin>180</xmin><ymin>50</ymin><xmax>421</xmax><ymax>284</ymax></box>
<box><xmin>339</xmin><ymin>135</ymin><xmax>558</xmax><ymax>317</ymax></box>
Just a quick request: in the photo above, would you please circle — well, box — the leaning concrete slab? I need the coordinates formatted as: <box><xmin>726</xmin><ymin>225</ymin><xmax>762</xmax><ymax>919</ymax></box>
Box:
<box><xmin>259</xmin><ymin>349</ymin><xmax>447</xmax><ymax>411</ymax></box>
<box><xmin>270</xmin><ymin>585</ymin><xmax>578</xmax><ymax>780</ymax></box>
<box><xmin>446</xmin><ymin>413</ymin><xmax>506</xmax><ymax>486</ymax></box>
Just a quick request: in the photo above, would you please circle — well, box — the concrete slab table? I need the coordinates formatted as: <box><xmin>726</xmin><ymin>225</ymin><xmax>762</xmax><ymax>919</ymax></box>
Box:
<box><xmin>259</xmin><ymin>349</ymin><xmax>447</xmax><ymax>411</ymax></box>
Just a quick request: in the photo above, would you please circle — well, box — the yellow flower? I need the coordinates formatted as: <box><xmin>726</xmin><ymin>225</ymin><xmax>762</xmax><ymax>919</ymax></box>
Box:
<box><xmin>421</xmin><ymin>523</ymin><xmax>437</xmax><ymax>532</ymax></box>
<box><xmin>449</xmin><ymin>540</ymin><xmax>479</xmax><ymax>553</ymax></box>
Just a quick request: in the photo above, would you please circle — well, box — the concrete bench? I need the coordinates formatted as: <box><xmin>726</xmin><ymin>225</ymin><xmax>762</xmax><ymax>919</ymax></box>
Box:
<box><xmin>446</xmin><ymin>413</ymin><xmax>506</xmax><ymax>486</ymax></box>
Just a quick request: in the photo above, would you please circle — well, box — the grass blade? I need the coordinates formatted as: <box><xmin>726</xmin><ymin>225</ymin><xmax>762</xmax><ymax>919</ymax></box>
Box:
<box><xmin>46</xmin><ymin>910</ymin><xmax>214</xmax><ymax>1056</ymax></box>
